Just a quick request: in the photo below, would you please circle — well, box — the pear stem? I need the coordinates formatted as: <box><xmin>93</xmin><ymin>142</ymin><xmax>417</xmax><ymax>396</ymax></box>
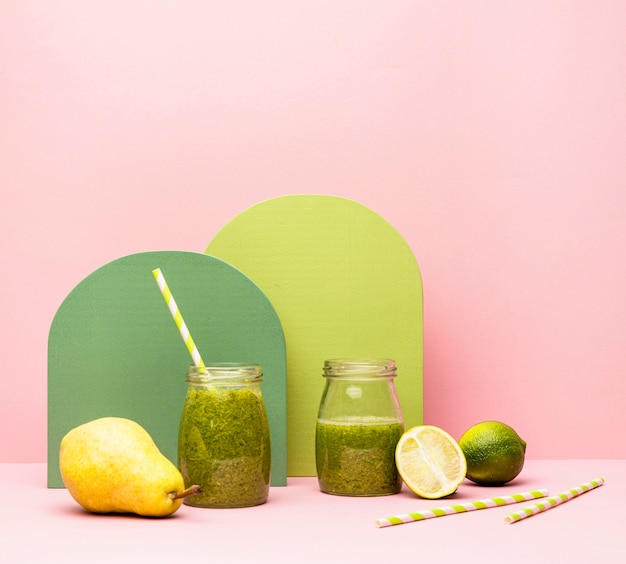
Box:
<box><xmin>170</xmin><ymin>485</ymin><xmax>202</xmax><ymax>500</ymax></box>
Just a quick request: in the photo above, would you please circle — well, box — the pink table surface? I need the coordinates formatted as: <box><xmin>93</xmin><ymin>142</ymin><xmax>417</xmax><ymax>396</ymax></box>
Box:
<box><xmin>4</xmin><ymin>460</ymin><xmax>625</xmax><ymax>563</ymax></box>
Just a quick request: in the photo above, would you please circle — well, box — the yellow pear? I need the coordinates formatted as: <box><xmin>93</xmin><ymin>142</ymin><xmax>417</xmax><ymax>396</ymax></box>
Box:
<box><xmin>59</xmin><ymin>417</ymin><xmax>200</xmax><ymax>517</ymax></box>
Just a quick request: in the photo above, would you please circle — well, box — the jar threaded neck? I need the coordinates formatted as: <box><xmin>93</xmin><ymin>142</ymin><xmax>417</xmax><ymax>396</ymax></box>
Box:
<box><xmin>323</xmin><ymin>358</ymin><xmax>396</xmax><ymax>379</ymax></box>
<box><xmin>186</xmin><ymin>363</ymin><xmax>262</xmax><ymax>384</ymax></box>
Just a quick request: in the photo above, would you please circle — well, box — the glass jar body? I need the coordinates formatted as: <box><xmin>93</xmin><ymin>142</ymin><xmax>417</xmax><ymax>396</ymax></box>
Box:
<box><xmin>315</xmin><ymin>359</ymin><xmax>404</xmax><ymax>496</ymax></box>
<box><xmin>178</xmin><ymin>363</ymin><xmax>271</xmax><ymax>508</ymax></box>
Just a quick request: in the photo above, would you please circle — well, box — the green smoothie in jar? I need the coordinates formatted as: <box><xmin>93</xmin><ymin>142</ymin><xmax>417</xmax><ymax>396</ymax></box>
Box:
<box><xmin>178</xmin><ymin>364</ymin><xmax>271</xmax><ymax>508</ymax></box>
<box><xmin>315</xmin><ymin>359</ymin><xmax>405</xmax><ymax>497</ymax></box>
<box><xmin>316</xmin><ymin>416</ymin><xmax>403</xmax><ymax>496</ymax></box>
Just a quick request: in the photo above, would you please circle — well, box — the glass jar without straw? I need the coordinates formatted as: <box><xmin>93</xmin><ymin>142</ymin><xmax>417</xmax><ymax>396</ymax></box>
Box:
<box><xmin>315</xmin><ymin>358</ymin><xmax>404</xmax><ymax>496</ymax></box>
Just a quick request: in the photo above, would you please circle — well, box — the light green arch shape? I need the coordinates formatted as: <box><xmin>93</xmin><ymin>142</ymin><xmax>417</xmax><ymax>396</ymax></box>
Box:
<box><xmin>206</xmin><ymin>195</ymin><xmax>423</xmax><ymax>476</ymax></box>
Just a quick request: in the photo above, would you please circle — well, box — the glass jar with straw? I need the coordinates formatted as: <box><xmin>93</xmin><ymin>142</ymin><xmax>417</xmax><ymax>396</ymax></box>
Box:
<box><xmin>152</xmin><ymin>268</ymin><xmax>271</xmax><ymax>508</ymax></box>
<box><xmin>178</xmin><ymin>363</ymin><xmax>271</xmax><ymax>508</ymax></box>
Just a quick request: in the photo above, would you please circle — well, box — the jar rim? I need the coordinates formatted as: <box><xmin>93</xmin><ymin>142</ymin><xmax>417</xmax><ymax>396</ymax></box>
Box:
<box><xmin>186</xmin><ymin>363</ymin><xmax>262</xmax><ymax>383</ymax></box>
<box><xmin>323</xmin><ymin>358</ymin><xmax>396</xmax><ymax>378</ymax></box>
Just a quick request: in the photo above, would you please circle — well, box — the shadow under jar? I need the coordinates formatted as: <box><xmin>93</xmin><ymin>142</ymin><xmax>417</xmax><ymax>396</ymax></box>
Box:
<box><xmin>315</xmin><ymin>358</ymin><xmax>404</xmax><ymax>496</ymax></box>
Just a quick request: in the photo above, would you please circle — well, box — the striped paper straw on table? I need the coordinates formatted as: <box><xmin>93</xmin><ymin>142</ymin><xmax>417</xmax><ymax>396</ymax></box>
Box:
<box><xmin>504</xmin><ymin>477</ymin><xmax>604</xmax><ymax>524</ymax></box>
<box><xmin>152</xmin><ymin>268</ymin><xmax>206</xmax><ymax>369</ymax></box>
<box><xmin>375</xmin><ymin>489</ymin><xmax>549</xmax><ymax>528</ymax></box>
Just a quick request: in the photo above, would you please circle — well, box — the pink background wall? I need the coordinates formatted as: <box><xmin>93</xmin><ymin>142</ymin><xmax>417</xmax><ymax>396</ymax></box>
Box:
<box><xmin>2</xmin><ymin>2</ymin><xmax>625</xmax><ymax>462</ymax></box>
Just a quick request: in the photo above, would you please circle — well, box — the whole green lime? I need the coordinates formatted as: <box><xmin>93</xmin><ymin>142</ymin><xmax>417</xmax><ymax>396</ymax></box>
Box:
<box><xmin>458</xmin><ymin>421</ymin><xmax>527</xmax><ymax>486</ymax></box>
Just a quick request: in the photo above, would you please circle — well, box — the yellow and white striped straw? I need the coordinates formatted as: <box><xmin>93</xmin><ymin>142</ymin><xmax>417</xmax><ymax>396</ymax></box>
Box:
<box><xmin>152</xmin><ymin>268</ymin><xmax>205</xmax><ymax>369</ymax></box>
<box><xmin>504</xmin><ymin>477</ymin><xmax>604</xmax><ymax>524</ymax></box>
<box><xmin>375</xmin><ymin>489</ymin><xmax>549</xmax><ymax>528</ymax></box>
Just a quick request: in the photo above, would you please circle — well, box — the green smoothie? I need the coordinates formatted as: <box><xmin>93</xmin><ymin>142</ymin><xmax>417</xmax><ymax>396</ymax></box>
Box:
<box><xmin>316</xmin><ymin>417</ymin><xmax>403</xmax><ymax>496</ymax></box>
<box><xmin>178</xmin><ymin>386</ymin><xmax>271</xmax><ymax>508</ymax></box>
